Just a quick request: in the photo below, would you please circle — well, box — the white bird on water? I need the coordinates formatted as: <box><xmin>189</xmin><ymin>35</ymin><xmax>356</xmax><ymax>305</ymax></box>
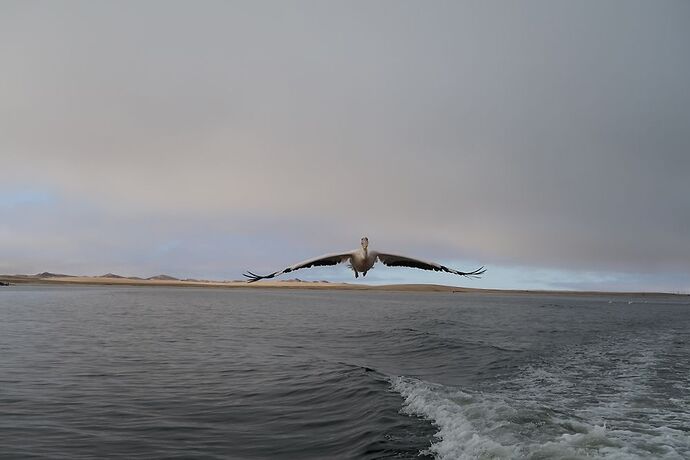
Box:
<box><xmin>243</xmin><ymin>236</ymin><xmax>486</xmax><ymax>283</ymax></box>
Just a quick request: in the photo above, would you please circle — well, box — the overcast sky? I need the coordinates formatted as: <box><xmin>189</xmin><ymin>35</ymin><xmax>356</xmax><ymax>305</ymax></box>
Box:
<box><xmin>2</xmin><ymin>1</ymin><xmax>689</xmax><ymax>292</ymax></box>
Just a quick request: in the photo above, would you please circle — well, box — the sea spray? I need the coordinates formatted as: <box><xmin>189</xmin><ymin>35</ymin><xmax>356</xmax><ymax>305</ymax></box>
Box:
<box><xmin>391</xmin><ymin>376</ymin><xmax>514</xmax><ymax>459</ymax></box>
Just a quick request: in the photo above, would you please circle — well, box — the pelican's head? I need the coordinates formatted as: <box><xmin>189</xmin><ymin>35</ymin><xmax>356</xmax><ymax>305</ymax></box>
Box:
<box><xmin>361</xmin><ymin>236</ymin><xmax>369</xmax><ymax>250</ymax></box>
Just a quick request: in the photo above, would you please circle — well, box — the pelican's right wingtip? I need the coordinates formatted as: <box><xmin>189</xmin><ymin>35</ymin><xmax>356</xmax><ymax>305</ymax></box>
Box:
<box><xmin>243</xmin><ymin>271</ymin><xmax>262</xmax><ymax>283</ymax></box>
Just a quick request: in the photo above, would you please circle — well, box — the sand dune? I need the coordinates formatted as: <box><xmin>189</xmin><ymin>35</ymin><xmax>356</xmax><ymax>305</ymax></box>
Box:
<box><xmin>0</xmin><ymin>273</ymin><xmax>685</xmax><ymax>297</ymax></box>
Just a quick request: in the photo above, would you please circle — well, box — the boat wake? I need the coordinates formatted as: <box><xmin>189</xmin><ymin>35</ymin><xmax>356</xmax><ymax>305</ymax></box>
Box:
<box><xmin>391</xmin><ymin>331</ymin><xmax>690</xmax><ymax>459</ymax></box>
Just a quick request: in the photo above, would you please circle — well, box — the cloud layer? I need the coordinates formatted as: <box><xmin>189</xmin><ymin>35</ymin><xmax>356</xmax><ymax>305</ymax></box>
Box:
<box><xmin>2</xmin><ymin>1</ymin><xmax>689</xmax><ymax>290</ymax></box>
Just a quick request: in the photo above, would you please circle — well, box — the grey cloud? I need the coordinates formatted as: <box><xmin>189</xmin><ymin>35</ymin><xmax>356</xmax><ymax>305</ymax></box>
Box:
<box><xmin>1</xmin><ymin>1</ymin><xmax>689</xmax><ymax>286</ymax></box>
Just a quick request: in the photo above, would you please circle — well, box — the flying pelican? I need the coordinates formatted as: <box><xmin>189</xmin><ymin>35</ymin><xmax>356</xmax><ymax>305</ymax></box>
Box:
<box><xmin>243</xmin><ymin>237</ymin><xmax>486</xmax><ymax>283</ymax></box>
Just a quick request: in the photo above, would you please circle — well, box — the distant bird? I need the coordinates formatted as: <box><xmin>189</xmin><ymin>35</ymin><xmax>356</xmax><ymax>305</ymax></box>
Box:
<box><xmin>243</xmin><ymin>236</ymin><xmax>486</xmax><ymax>283</ymax></box>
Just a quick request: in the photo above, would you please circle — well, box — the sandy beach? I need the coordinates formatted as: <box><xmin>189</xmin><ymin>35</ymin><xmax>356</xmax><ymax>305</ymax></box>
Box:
<box><xmin>0</xmin><ymin>273</ymin><xmax>468</xmax><ymax>292</ymax></box>
<box><xmin>1</xmin><ymin>273</ymin><xmax>684</xmax><ymax>298</ymax></box>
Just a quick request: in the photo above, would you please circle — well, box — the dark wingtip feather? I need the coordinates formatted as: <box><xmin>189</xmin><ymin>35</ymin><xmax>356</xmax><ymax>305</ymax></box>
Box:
<box><xmin>468</xmin><ymin>266</ymin><xmax>486</xmax><ymax>278</ymax></box>
<box><xmin>243</xmin><ymin>271</ymin><xmax>263</xmax><ymax>283</ymax></box>
<box><xmin>451</xmin><ymin>266</ymin><xmax>486</xmax><ymax>278</ymax></box>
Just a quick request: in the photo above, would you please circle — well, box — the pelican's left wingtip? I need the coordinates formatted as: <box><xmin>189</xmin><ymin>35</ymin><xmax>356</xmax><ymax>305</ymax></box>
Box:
<box><xmin>473</xmin><ymin>266</ymin><xmax>487</xmax><ymax>278</ymax></box>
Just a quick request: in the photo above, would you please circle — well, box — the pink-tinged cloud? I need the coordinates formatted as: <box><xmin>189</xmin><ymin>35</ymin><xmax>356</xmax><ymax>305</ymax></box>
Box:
<box><xmin>1</xmin><ymin>1</ymin><xmax>689</xmax><ymax>291</ymax></box>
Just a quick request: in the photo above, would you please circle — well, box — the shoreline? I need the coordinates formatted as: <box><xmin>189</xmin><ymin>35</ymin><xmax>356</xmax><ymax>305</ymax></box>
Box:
<box><xmin>0</xmin><ymin>274</ymin><xmax>686</xmax><ymax>298</ymax></box>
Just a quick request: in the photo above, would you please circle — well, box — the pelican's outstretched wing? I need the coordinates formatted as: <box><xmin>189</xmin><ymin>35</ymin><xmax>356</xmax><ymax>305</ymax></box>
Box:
<box><xmin>243</xmin><ymin>252</ymin><xmax>354</xmax><ymax>283</ymax></box>
<box><xmin>375</xmin><ymin>252</ymin><xmax>486</xmax><ymax>278</ymax></box>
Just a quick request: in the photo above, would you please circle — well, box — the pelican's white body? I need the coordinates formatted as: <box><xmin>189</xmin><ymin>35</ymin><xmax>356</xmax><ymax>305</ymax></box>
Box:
<box><xmin>349</xmin><ymin>247</ymin><xmax>377</xmax><ymax>277</ymax></box>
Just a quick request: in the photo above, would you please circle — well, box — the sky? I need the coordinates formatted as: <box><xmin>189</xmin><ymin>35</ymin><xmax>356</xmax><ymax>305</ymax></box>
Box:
<box><xmin>1</xmin><ymin>1</ymin><xmax>689</xmax><ymax>292</ymax></box>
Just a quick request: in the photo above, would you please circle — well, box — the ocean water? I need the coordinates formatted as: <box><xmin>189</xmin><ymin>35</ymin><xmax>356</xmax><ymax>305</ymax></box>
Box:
<box><xmin>1</xmin><ymin>286</ymin><xmax>689</xmax><ymax>459</ymax></box>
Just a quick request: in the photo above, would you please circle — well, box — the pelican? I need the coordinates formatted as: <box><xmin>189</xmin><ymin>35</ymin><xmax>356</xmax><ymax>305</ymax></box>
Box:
<box><xmin>243</xmin><ymin>237</ymin><xmax>486</xmax><ymax>282</ymax></box>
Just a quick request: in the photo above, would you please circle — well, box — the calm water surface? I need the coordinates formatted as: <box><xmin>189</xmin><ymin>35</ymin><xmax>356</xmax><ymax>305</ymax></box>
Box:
<box><xmin>1</xmin><ymin>286</ymin><xmax>689</xmax><ymax>459</ymax></box>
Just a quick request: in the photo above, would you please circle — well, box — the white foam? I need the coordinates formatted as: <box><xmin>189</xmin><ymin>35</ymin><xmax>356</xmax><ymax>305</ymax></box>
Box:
<box><xmin>391</xmin><ymin>376</ymin><xmax>514</xmax><ymax>459</ymax></box>
<box><xmin>390</xmin><ymin>331</ymin><xmax>690</xmax><ymax>459</ymax></box>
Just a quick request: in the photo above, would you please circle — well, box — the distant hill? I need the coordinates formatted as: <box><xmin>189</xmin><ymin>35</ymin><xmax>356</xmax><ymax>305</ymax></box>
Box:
<box><xmin>147</xmin><ymin>274</ymin><xmax>179</xmax><ymax>281</ymax></box>
<box><xmin>100</xmin><ymin>273</ymin><xmax>125</xmax><ymax>279</ymax></box>
<box><xmin>34</xmin><ymin>272</ymin><xmax>73</xmax><ymax>278</ymax></box>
